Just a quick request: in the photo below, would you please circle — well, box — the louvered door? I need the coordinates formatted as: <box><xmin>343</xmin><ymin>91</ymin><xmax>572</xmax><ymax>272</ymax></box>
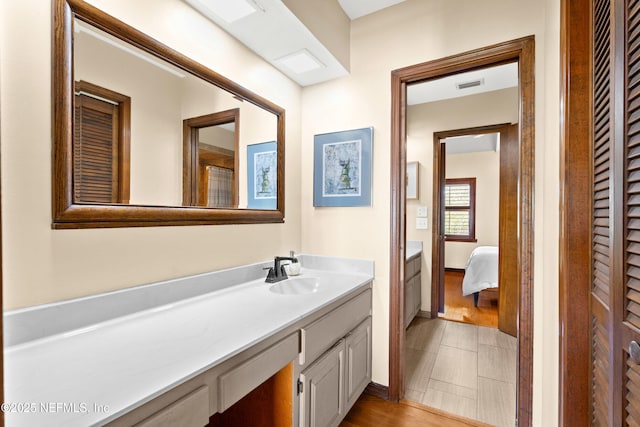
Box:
<box><xmin>74</xmin><ymin>93</ymin><xmax>120</xmax><ymax>203</ymax></box>
<box><xmin>592</xmin><ymin>0</ymin><xmax>612</xmax><ymax>424</ymax></box>
<box><xmin>591</xmin><ymin>0</ymin><xmax>640</xmax><ymax>425</ymax></box>
<box><xmin>623</xmin><ymin>1</ymin><xmax>640</xmax><ymax>423</ymax></box>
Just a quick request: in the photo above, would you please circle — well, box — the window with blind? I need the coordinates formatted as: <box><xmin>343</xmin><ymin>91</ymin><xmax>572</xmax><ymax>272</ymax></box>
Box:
<box><xmin>444</xmin><ymin>178</ymin><xmax>476</xmax><ymax>242</ymax></box>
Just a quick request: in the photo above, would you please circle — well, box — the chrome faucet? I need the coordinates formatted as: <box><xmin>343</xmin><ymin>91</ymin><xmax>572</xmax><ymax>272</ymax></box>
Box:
<box><xmin>265</xmin><ymin>255</ymin><xmax>298</xmax><ymax>283</ymax></box>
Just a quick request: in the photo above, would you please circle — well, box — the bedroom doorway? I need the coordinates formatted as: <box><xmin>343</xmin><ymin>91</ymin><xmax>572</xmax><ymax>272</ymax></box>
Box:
<box><xmin>389</xmin><ymin>36</ymin><xmax>534</xmax><ymax>426</ymax></box>
<box><xmin>403</xmin><ymin>83</ymin><xmax>519</xmax><ymax>424</ymax></box>
<box><xmin>432</xmin><ymin>123</ymin><xmax>518</xmax><ymax>337</ymax></box>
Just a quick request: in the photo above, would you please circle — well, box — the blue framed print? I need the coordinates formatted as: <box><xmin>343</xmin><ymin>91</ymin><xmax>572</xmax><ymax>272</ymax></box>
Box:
<box><xmin>313</xmin><ymin>127</ymin><xmax>373</xmax><ymax>207</ymax></box>
<box><xmin>247</xmin><ymin>141</ymin><xmax>277</xmax><ymax>209</ymax></box>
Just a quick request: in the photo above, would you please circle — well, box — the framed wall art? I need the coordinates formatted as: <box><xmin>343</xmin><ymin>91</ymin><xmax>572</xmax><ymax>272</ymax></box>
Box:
<box><xmin>247</xmin><ymin>141</ymin><xmax>277</xmax><ymax>209</ymax></box>
<box><xmin>313</xmin><ymin>127</ymin><xmax>373</xmax><ymax>207</ymax></box>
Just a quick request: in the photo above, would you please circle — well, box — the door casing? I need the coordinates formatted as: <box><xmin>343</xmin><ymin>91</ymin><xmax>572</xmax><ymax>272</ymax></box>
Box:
<box><xmin>389</xmin><ymin>36</ymin><xmax>535</xmax><ymax>426</ymax></box>
<box><xmin>430</xmin><ymin>122</ymin><xmax>517</xmax><ymax>337</ymax></box>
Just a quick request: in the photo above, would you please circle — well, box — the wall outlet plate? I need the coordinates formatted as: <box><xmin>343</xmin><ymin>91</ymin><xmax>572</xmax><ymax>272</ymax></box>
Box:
<box><xmin>417</xmin><ymin>206</ymin><xmax>428</xmax><ymax>218</ymax></box>
<box><xmin>416</xmin><ymin>218</ymin><xmax>428</xmax><ymax>229</ymax></box>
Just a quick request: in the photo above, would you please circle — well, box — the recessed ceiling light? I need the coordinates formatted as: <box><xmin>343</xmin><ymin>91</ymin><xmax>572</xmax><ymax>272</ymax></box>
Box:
<box><xmin>197</xmin><ymin>0</ymin><xmax>258</xmax><ymax>23</ymax></box>
<box><xmin>276</xmin><ymin>49</ymin><xmax>324</xmax><ymax>74</ymax></box>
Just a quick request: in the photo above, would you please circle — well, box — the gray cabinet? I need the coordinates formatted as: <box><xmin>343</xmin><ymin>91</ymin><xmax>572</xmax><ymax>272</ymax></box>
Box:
<box><xmin>405</xmin><ymin>253</ymin><xmax>422</xmax><ymax>327</ymax></box>
<box><xmin>133</xmin><ymin>386</ymin><xmax>209</xmax><ymax>427</ymax></box>
<box><xmin>298</xmin><ymin>287</ymin><xmax>372</xmax><ymax>427</ymax></box>
<box><xmin>299</xmin><ymin>316</ymin><xmax>372</xmax><ymax>427</ymax></box>
<box><xmin>345</xmin><ymin>317</ymin><xmax>372</xmax><ymax>410</ymax></box>
<box><xmin>299</xmin><ymin>340</ymin><xmax>346</xmax><ymax>427</ymax></box>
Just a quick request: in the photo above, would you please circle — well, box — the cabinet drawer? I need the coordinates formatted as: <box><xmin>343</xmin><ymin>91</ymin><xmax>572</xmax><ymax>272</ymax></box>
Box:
<box><xmin>406</xmin><ymin>259</ymin><xmax>415</xmax><ymax>279</ymax></box>
<box><xmin>218</xmin><ymin>332</ymin><xmax>298</xmax><ymax>412</ymax></box>
<box><xmin>301</xmin><ymin>289</ymin><xmax>371</xmax><ymax>365</ymax></box>
<box><xmin>413</xmin><ymin>273</ymin><xmax>422</xmax><ymax>312</ymax></box>
<box><xmin>413</xmin><ymin>256</ymin><xmax>422</xmax><ymax>275</ymax></box>
<box><xmin>404</xmin><ymin>280</ymin><xmax>414</xmax><ymax>327</ymax></box>
<box><xmin>134</xmin><ymin>386</ymin><xmax>209</xmax><ymax>427</ymax></box>
<box><xmin>406</xmin><ymin>256</ymin><xmax>421</xmax><ymax>280</ymax></box>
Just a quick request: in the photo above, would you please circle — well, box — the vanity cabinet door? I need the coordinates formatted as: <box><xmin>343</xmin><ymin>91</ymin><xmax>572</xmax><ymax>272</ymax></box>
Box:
<box><xmin>344</xmin><ymin>317</ymin><xmax>372</xmax><ymax>411</ymax></box>
<box><xmin>404</xmin><ymin>278</ymin><xmax>414</xmax><ymax>328</ymax></box>
<box><xmin>299</xmin><ymin>340</ymin><xmax>345</xmax><ymax>427</ymax></box>
<box><xmin>413</xmin><ymin>272</ymin><xmax>422</xmax><ymax>316</ymax></box>
<box><xmin>404</xmin><ymin>255</ymin><xmax>422</xmax><ymax>328</ymax></box>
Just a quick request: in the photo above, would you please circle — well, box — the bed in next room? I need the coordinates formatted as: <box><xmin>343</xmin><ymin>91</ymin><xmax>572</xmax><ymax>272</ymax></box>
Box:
<box><xmin>462</xmin><ymin>246</ymin><xmax>499</xmax><ymax>307</ymax></box>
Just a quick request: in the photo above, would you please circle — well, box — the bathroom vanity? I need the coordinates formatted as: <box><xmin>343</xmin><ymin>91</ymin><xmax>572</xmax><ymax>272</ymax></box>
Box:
<box><xmin>4</xmin><ymin>255</ymin><xmax>373</xmax><ymax>427</ymax></box>
<box><xmin>405</xmin><ymin>240</ymin><xmax>423</xmax><ymax>327</ymax></box>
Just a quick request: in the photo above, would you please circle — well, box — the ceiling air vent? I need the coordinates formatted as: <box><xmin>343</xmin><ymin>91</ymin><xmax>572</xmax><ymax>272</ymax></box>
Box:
<box><xmin>456</xmin><ymin>78</ymin><xmax>484</xmax><ymax>90</ymax></box>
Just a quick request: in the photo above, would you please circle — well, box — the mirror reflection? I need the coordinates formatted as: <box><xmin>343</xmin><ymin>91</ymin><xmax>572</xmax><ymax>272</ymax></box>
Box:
<box><xmin>197</xmin><ymin>121</ymin><xmax>238</xmax><ymax>208</ymax></box>
<box><xmin>72</xmin><ymin>19</ymin><xmax>278</xmax><ymax>209</ymax></box>
<box><xmin>183</xmin><ymin>108</ymin><xmax>239</xmax><ymax>208</ymax></box>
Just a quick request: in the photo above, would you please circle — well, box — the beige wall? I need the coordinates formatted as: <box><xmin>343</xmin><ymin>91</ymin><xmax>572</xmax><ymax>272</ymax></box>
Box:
<box><xmin>406</xmin><ymin>88</ymin><xmax>517</xmax><ymax>309</ymax></box>
<box><xmin>1</xmin><ymin>0</ymin><xmax>561</xmax><ymax>425</ymax></box>
<box><xmin>445</xmin><ymin>150</ymin><xmax>500</xmax><ymax>268</ymax></box>
<box><xmin>539</xmin><ymin>0</ymin><xmax>561</xmax><ymax>423</ymax></box>
<box><xmin>300</xmin><ymin>1</ymin><xmax>560</xmax><ymax>425</ymax></box>
<box><xmin>0</xmin><ymin>0</ymin><xmax>302</xmax><ymax>308</ymax></box>
<box><xmin>282</xmin><ymin>0</ymin><xmax>350</xmax><ymax>70</ymax></box>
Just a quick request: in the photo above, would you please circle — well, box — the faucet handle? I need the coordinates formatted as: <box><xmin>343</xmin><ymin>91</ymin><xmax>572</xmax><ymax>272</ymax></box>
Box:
<box><xmin>263</xmin><ymin>266</ymin><xmax>276</xmax><ymax>281</ymax></box>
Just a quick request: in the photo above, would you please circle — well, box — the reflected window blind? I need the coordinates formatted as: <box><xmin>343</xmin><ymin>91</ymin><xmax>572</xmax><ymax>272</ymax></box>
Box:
<box><xmin>207</xmin><ymin>166</ymin><xmax>233</xmax><ymax>208</ymax></box>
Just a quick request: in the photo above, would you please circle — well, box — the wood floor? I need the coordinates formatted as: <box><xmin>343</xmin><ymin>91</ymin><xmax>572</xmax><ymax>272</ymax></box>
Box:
<box><xmin>340</xmin><ymin>394</ymin><xmax>492</xmax><ymax>427</ymax></box>
<box><xmin>441</xmin><ymin>270</ymin><xmax>498</xmax><ymax>328</ymax></box>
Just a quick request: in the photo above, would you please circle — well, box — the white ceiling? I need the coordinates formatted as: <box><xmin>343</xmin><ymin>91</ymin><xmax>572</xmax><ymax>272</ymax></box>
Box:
<box><xmin>443</xmin><ymin>133</ymin><xmax>500</xmax><ymax>155</ymax></box>
<box><xmin>181</xmin><ymin>0</ymin><xmax>518</xmax><ymax>100</ymax></box>
<box><xmin>338</xmin><ymin>0</ymin><xmax>407</xmax><ymax>19</ymax></box>
<box><xmin>182</xmin><ymin>0</ymin><xmax>408</xmax><ymax>86</ymax></box>
<box><xmin>407</xmin><ymin>62</ymin><xmax>519</xmax><ymax>105</ymax></box>
<box><xmin>183</xmin><ymin>0</ymin><xmax>349</xmax><ymax>86</ymax></box>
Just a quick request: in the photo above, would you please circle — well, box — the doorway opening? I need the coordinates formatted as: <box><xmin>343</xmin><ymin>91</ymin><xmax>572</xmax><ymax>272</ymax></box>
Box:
<box><xmin>389</xmin><ymin>36</ymin><xmax>534</xmax><ymax>426</ymax></box>
<box><xmin>405</xmin><ymin>92</ymin><xmax>518</xmax><ymax>424</ymax></box>
<box><xmin>432</xmin><ymin>123</ymin><xmax>519</xmax><ymax>337</ymax></box>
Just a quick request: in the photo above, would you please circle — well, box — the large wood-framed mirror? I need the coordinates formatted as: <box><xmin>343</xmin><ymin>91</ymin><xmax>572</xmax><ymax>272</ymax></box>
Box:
<box><xmin>52</xmin><ymin>0</ymin><xmax>285</xmax><ymax>228</ymax></box>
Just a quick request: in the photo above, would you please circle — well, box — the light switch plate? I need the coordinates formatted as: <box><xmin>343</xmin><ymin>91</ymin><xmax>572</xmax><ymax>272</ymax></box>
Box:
<box><xmin>416</xmin><ymin>218</ymin><xmax>428</xmax><ymax>229</ymax></box>
<box><xmin>417</xmin><ymin>206</ymin><xmax>428</xmax><ymax>218</ymax></box>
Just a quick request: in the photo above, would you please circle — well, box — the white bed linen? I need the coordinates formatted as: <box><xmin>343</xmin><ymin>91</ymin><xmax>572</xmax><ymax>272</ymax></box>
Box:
<box><xmin>462</xmin><ymin>246</ymin><xmax>499</xmax><ymax>296</ymax></box>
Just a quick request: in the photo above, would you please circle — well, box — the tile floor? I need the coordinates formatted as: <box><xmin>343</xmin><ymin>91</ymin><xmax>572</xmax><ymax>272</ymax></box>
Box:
<box><xmin>405</xmin><ymin>317</ymin><xmax>517</xmax><ymax>427</ymax></box>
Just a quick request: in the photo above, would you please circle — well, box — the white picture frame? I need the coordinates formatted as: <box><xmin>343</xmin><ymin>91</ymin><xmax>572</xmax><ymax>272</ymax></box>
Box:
<box><xmin>406</xmin><ymin>161</ymin><xmax>419</xmax><ymax>200</ymax></box>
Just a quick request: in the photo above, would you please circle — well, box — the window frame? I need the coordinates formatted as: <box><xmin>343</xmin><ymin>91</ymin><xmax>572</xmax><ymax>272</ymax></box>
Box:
<box><xmin>443</xmin><ymin>177</ymin><xmax>477</xmax><ymax>242</ymax></box>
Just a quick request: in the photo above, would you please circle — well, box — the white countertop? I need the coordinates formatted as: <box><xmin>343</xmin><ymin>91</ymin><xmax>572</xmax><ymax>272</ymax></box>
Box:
<box><xmin>406</xmin><ymin>240</ymin><xmax>423</xmax><ymax>260</ymax></box>
<box><xmin>4</xmin><ymin>259</ymin><xmax>373</xmax><ymax>426</ymax></box>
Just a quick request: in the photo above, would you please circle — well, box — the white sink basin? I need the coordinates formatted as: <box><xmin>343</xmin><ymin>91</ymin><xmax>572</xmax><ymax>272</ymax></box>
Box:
<box><xmin>269</xmin><ymin>277</ymin><xmax>319</xmax><ymax>295</ymax></box>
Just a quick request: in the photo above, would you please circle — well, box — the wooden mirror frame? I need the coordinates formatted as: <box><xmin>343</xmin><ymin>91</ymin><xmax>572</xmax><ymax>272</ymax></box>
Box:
<box><xmin>52</xmin><ymin>0</ymin><xmax>285</xmax><ymax>229</ymax></box>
